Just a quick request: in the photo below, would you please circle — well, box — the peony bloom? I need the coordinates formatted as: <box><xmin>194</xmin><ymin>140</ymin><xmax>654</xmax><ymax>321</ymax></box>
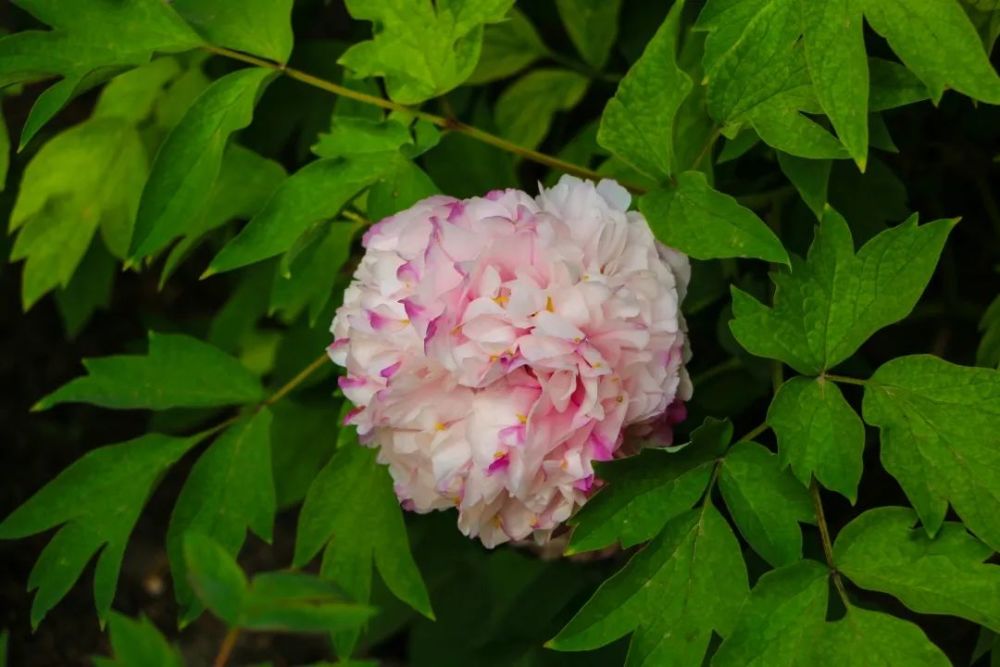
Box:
<box><xmin>329</xmin><ymin>176</ymin><xmax>691</xmax><ymax>547</ymax></box>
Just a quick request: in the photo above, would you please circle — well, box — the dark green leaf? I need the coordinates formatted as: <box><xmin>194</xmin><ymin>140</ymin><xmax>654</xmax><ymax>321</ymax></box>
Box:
<box><xmin>172</xmin><ymin>0</ymin><xmax>294</xmax><ymax>63</ymax></box>
<box><xmin>0</xmin><ymin>433</ymin><xmax>203</xmax><ymax>626</ymax></box>
<box><xmin>862</xmin><ymin>355</ymin><xmax>1000</xmax><ymax>549</ymax></box>
<box><xmin>640</xmin><ymin>171</ymin><xmax>790</xmax><ymax>264</ymax></box>
<box><xmin>777</xmin><ymin>152</ymin><xmax>831</xmax><ymax>220</ymax></box>
<box><xmin>96</xmin><ymin>612</ymin><xmax>183</xmax><ymax>667</ymax></box>
<box><xmin>814</xmin><ymin>607</ymin><xmax>950</xmax><ymax>666</ymax></box>
<box><xmin>567</xmin><ymin>417</ymin><xmax>731</xmax><ymax>554</ymax></box>
<box><xmin>835</xmin><ymin>506</ymin><xmax>1000</xmax><ymax>631</ymax></box>
<box><xmin>730</xmin><ymin>208</ymin><xmax>955</xmax><ymax>374</ymax></box>
<box><xmin>718</xmin><ymin>441</ymin><xmax>814</xmax><ymax>567</ymax></box>
<box><xmin>768</xmin><ymin>376</ymin><xmax>866</xmax><ymax>502</ymax></box>
<box><xmin>495</xmin><ymin>69</ymin><xmax>588</xmax><ymax>150</ymax></box>
<box><xmin>54</xmin><ymin>240</ymin><xmax>116</xmax><ymax>338</ymax></box>
<box><xmin>182</xmin><ymin>531</ymin><xmax>249</xmax><ymax>626</ymax></box>
<box><xmin>468</xmin><ymin>9</ymin><xmax>547</xmax><ymax>84</ymax></box>
<box><xmin>555</xmin><ymin>0</ymin><xmax>623</xmax><ymax>69</ymax></box>
<box><xmin>34</xmin><ymin>331</ymin><xmax>263</xmax><ymax>411</ymax></box>
<box><xmin>167</xmin><ymin>410</ymin><xmax>275</xmax><ymax>624</ymax></box>
<box><xmin>130</xmin><ymin>67</ymin><xmax>275</xmax><ymax>259</ymax></box>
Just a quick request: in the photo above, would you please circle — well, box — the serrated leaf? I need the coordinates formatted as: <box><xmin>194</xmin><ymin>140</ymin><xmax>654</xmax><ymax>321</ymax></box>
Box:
<box><xmin>597</xmin><ymin>0</ymin><xmax>691</xmax><ymax>182</ymax></box>
<box><xmin>863</xmin><ymin>0</ymin><xmax>1000</xmax><ymax>104</ymax></box>
<box><xmin>835</xmin><ymin>506</ymin><xmax>1000</xmax><ymax>631</ymax></box>
<box><xmin>167</xmin><ymin>409</ymin><xmax>275</xmax><ymax>624</ymax></box>
<box><xmin>338</xmin><ymin>0</ymin><xmax>514</xmax><ymax>104</ymax></box>
<box><xmin>718</xmin><ymin>441</ymin><xmax>814</xmax><ymax>567</ymax></box>
<box><xmin>551</xmin><ymin>506</ymin><xmax>748</xmax><ymax>666</ymax></box>
<box><xmin>130</xmin><ymin>67</ymin><xmax>275</xmax><ymax>260</ymax></box>
<box><xmin>862</xmin><ymin>355</ymin><xmax>1000</xmax><ymax>550</ymax></box>
<box><xmin>208</xmin><ymin>153</ymin><xmax>396</xmax><ymax>274</ymax></box>
<box><xmin>96</xmin><ymin>613</ymin><xmax>183</xmax><ymax>667</ymax></box>
<box><xmin>768</xmin><ymin>376</ymin><xmax>865</xmax><ymax>502</ymax></box>
<box><xmin>495</xmin><ymin>69</ymin><xmax>588</xmax><ymax>150</ymax></box>
<box><xmin>555</xmin><ymin>0</ymin><xmax>623</xmax><ymax>70</ymax></box>
<box><xmin>0</xmin><ymin>433</ymin><xmax>203</xmax><ymax>626</ymax></box>
<box><xmin>777</xmin><ymin>152</ymin><xmax>831</xmax><ymax>220</ymax></box>
<box><xmin>0</xmin><ymin>0</ymin><xmax>201</xmax><ymax>147</ymax></box>
<box><xmin>712</xmin><ymin>559</ymin><xmax>829</xmax><ymax>667</ymax></box>
<box><xmin>10</xmin><ymin>117</ymin><xmax>146</xmax><ymax>307</ymax></box>
<box><xmin>172</xmin><ymin>0</ymin><xmax>294</xmax><ymax>63</ymax></box>
<box><xmin>801</xmin><ymin>0</ymin><xmax>868</xmax><ymax>168</ymax></box>
<box><xmin>468</xmin><ymin>9</ymin><xmax>547</xmax><ymax>84</ymax></box>
<box><xmin>35</xmin><ymin>331</ymin><xmax>263</xmax><ymax>411</ymax></box>
<box><xmin>640</xmin><ymin>171</ymin><xmax>790</xmax><ymax>264</ymax></box>
<box><xmin>567</xmin><ymin>417</ymin><xmax>731</xmax><ymax>555</ymax></box>
<box><xmin>730</xmin><ymin>208</ymin><xmax>955</xmax><ymax>375</ymax></box>
<box><xmin>295</xmin><ymin>440</ymin><xmax>432</xmax><ymax>655</ymax></box>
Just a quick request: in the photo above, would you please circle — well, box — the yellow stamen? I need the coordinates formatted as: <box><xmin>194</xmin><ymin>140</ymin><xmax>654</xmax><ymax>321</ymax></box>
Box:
<box><xmin>517</xmin><ymin>413</ymin><xmax>527</xmax><ymax>424</ymax></box>
<box><xmin>493</xmin><ymin>450</ymin><xmax>506</xmax><ymax>460</ymax></box>
<box><xmin>493</xmin><ymin>294</ymin><xmax>509</xmax><ymax>306</ymax></box>
<box><xmin>616</xmin><ymin>395</ymin><xmax>625</xmax><ymax>403</ymax></box>
<box><xmin>435</xmin><ymin>422</ymin><xmax>447</xmax><ymax>431</ymax></box>
<box><xmin>545</xmin><ymin>296</ymin><xmax>555</xmax><ymax>312</ymax></box>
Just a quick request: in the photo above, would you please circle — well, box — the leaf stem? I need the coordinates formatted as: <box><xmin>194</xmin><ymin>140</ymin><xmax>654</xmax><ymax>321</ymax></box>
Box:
<box><xmin>810</xmin><ymin>480</ymin><xmax>850</xmax><ymax>606</ymax></box>
<box><xmin>263</xmin><ymin>352</ymin><xmax>330</xmax><ymax>406</ymax></box>
<box><xmin>823</xmin><ymin>373</ymin><xmax>867</xmax><ymax>386</ymax></box>
<box><xmin>691</xmin><ymin>126</ymin><xmax>722</xmax><ymax>171</ymax></box>
<box><xmin>212</xmin><ymin>627</ymin><xmax>240</xmax><ymax>667</ymax></box>
<box><xmin>737</xmin><ymin>421</ymin><xmax>769</xmax><ymax>443</ymax></box>
<box><xmin>201</xmin><ymin>44</ymin><xmax>640</xmax><ymax>191</ymax></box>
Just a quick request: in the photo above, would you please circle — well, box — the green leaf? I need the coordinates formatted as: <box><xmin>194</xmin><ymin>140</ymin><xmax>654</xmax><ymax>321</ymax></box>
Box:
<box><xmin>566</xmin><ymin>417</ymin><xmax>731</xmax><ymax>555</ymax></box>
<box><xmin>0</xmin><ymin>0</ymin><xmax>201</xmax><ymax>147</ymax></box>
<box><xmin>468</xmin><ymin>9</ymin><xmax>547</xmax><ymax>84</ymax></box>
<box><xmin>91</xmin><ymin>57</ymin><xmax>183</xmax><ymax>124</ymax></box>
<box><xmin>495</xmin><ymin>69</ymin><xmax>588</xmax><ymax>150</ymax></box>
<box><xmin>312</xmin><ymin>117</ymin><xmax>413</xmax><ymax>158</ymax></box>
<box><xmin>271</xmin><ymin>400</ymin><xmax>340</xmax><ymax>509</ymax></box>
<box><xmin>97</xmin><ymin>613</ymin><xmax>183</xmax><ymax>667</ymax></box>
<box><xmin>863</xmin><ymin>0</ymin><xmax>1000</xmax><ymax>104</ymax></box>
<box><xmin>0</xmin><ymin>100</ymin><xmax>10</xmax><ymax>191</ymax></box>
<box><xmin>172</xmin><ymin>0</ymin><xmax>294</xmax><ymax>63</ymax></box>
<box><xmin>640</xmin><ymin>171</ymin><xmax>790</xmax><ymax>264</ymax></box>
<box><xmin>962</xmin><ymin>0</ymin><xmax>1000</xmax><ymax>52</ymax></box>
<box><xmin>718</xmin><ymin>441</ymin><xmax>814</xmax><ymax>567</ymax></box>
<box><xmin>241</xmin><ymin>571</ymin><xmax>377</xmax><ymax>634</ymax></box>
<box><xmin>367</xmin><ymin>159</ymin><xmax>440</xmax><ymax>222</ymax></box>
<box><xmin>777</xmin><ymin>152</ymin><xmax>831</xmax><ymax>220</ymax></box>
<box><xmin>597</xmin><ymin>0</ymin><xmax>691</xmax><ymax>182</ymax></box>
<box><xmin>768</xmin><ymin>376</ymin><xmax>866</xmax><ymax>502</ymax></box>
<box><xmin>167</xmin><ymin>410</ymin><xmax>275</xmax><ymax>624</ymax></box>
<box><xmin>10</xmin><ymin>117</ymin><xmax>146</xmax><ymax>307</ymax></box>
<box><xmin>712</xmin><ymin>559</ymin><xmax>829</xmax><ymax>667</ymax></box>
<box><xmin>295</xmin><ymin>440</ymin><xmax>432</xmax><ymax>655</ymax></box>
<box><xmin>555</xmin><ymin>0</ymin><xmax>623</xmax><ymax>69</ymax></box>
<box><xmin>130</xmin><ymin>67</ymin><xmax>275</xmax><ymax>259</ymax></box>
<box><xmin>207</xmin><ymin>153</ymin><xmax>395</xmax><ymax>273</ymax></box>
<box><xmin>550</xmin><ymin>506</ymin><xmax>748</xmax><ymax>666</ymax></box>
<box><xmin>801</xmin><ymin>0</ymin><xmax>869</xmax><ymax>168</ymax></box>
<box><xmin>730</xmin><ymin>208</ymin><xmax>956</xmax><ymax>375</ymax></box>
<box><xmin>835</xmin><ymin>506</ymin><xmax>1000</xmax><ymax>631</ymax></box>
<box><xmin>35</xmin><ymin>331</ymin><xmax>263</xmax><ymax>411</ymax></box>
<box><xmin>862</xmin><ymin>355</ymin><xmax>1000</xmax><ymax>550</ymax></box>
<box><xmin>978</xmin><ymin>295</ymin><xmax>1000</xmax><ymax>368</ymax></box>
<box><xmin>869</xmin><ymin>57</ymin><xmax>931</xmax><ymax>111</ymax></box>
<box><xmin>815</xmin><ymin>607</ymin><xmax>951</xmax><ymax>666</ymax></box>
<box><xmin>54</xmin><ymin>240</ymin><xmax>116</xmax><ymax>338</ymax></box>
<box><xmin>183</xmin><ymin>531</ymin><xmax>249</xmax><ymax>625</ymax></box>
<box><xmin>713</xmin><ymin>559</ymin><xmax>951</xmax><ymax>666</ymax></box>
<box><xmin>338</xmin><ymin>0</ymin><xmax>514</xmax><ymax>104</ymax></box>
<box><xmin>0</xmin><ymin>433</ymin><xmax>202</xmax><ymax>626</ymax></box>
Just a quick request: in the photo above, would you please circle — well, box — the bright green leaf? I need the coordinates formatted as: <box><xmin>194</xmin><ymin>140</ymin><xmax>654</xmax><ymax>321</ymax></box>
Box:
<box><xmin>172</xmin><ymin>0</ymin><xmax>294</xmax><ymax>63</ymax></box>
<box><xmin>0</xmin><ymin>0</ymin><xmax>201</xmax><ymax>147</ymax></box>
<box><xmin>555</xmin><ymin>0</ymin><xmax>623</xmax><ymax>70</ymax></box>
<box><xmin>338</xmin><ymin>0</ymin><xmax>514</xmax><ymax>104</ymax></box>
<box><xmin>130</xmin><ymin>67</ymin><xmax>275</xmax><ymax>259</ymax></box>
<box><xmin>597</xmin><ymin>0</ymin><xmax>691</xmax><ymax>182</ymax></box>
<box><xmin>640</xmin><ymin>171</ymin><xmax>790</xmax><ymax>264</ymax></box>
<box><xmin>91</xmin><ymin>57</ymin><xmax>183</xmax><ymax>124</ymax></box>
<box><xmin>718</xmin><ymin>441</ymin><xmax>814</xmax><ymax>567</ymax></box>
<box><xmin>295</xmin><ymin>440</ymin><xmax>433</xmax><ymax>649</ymax></box>
<box><xmin>768</xmin><ymin>376</ymin><xmax>865</xmax><ymax>502</ymax></box>
<box><xmin>167</xmin><ymin>410</ymin><xmax>275</xmax><ymax>624</ymax></box>
<box><xmin>730</xmin><ymin>208</ymin><xmax>955</xmax><ymax>374</ymax></box>
<box><xmin>801</xmin><ymin>0</ymin><xmax>869</xmax><ymax>168</ymax></box>
<box><xmin>312</xmin><ymin>117</ymin><xmax>413</xmax><ymax>158</ymax></box>
<box><xmin>96</xmin><ymin>612</ymin><xmax>183</xmax><ymax>667</ymax></box>
<box><xmin>551</xmin><ymin>506</ymin><xmax>748</xmax><ymax>666</ymax></box>
<box><xmin>34</xmin><ymin>331</ymin><xmax>263</xmax><ymax>411</ymax></box>
<box><xmin>567</xmin><ymin>417</ymin><xmax>731</xmax><ymax>555</ymax></box>
<box><xmin>468</xmin><ymin>9</ymin><xmax>547</xmax><ymax>84</ymax></box>
<box><xmin>863</xmin><ymin>0</ymin><xmax>1000</xmax><ymax>104</ymax></box>
<box><xmin>208</xmin><ymin>153</ymin><xmax>395</xmax><ymax>273</ymax></box>
<box><xmin>835</xmin><ymin>506</ymin><xmax>1000</xmax><ymax>631</ymax></box>
<box><xmin>495</xmin><ymin>69</ymin><xmax>588</xmax><ymax>150</ymax></box>
<box><xmin>862</xmin><ymin>355</ymin><xmax>1000</xmax><ymax>550</ymax></box>
<box><xmin>367</xmin><ymin>159</ymin><xmax>440</xmax><ymax>222</ymax></box>
<box><xmin>0</xmin><ymin>433</ymin><xmax>202</xmax><ymax>626</ymax></box>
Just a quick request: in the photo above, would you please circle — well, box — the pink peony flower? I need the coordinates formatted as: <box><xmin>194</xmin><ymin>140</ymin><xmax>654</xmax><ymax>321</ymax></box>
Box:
<box><xmin>329</xmin><ymin>176</ymin><xmax>691</xmax><ymax>547</ymax></box>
